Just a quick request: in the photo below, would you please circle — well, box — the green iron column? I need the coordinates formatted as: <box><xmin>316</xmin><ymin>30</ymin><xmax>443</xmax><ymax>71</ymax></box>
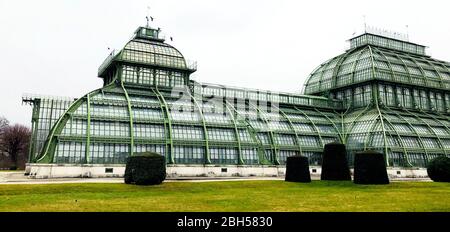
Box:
<box><xmin>421</xmin><ymin>111</ymin><xmax>450</xmax><ymax>155</ymax></box>
<box><xmin>277</xmin><ymin>107</ymin><xmax>303</xmax><ymax>155</ymax></box>
<box><xmin>331</xmin><ymin>48</ymin><xmax>356</xmax><ymax>88</ymax></box>
<box><xmin>318</xmin><ymin>56</ymin><xmax>340</xmax><ymax>92</ymax></box>
<box><xmin>314</xmin><ymin>108</ymin><xmax>344</xmax><ymax>143</ymax></box>
<box><xmin>248</xmin><ymin>101</ymin><xmax>279</xmax><ymax>165</ymax></box>
<box><xmin>391</xmin><ymin>52</ymin><xmax>413</xmax><ymax>89</ymax></box>
<box><xmin>225</xmin><ymin>101</ymin><xmax>269</xmax><ymax>165</ymax></box>
<box><xmin>405</xmin><ymin>109</ymin><xmax>447</xmax><ymax>156</ymax></box>
<box><xmin>341</xmin><ymin>104</ymin><xmax>371</xmax><ymax>144</ymax></box>
<box><xmin>293</xmin><ymin>106</ymin><xmax>324</xmax><ymax>149</ymax></box>
<box><xmin>120</xmin><ymin>81</ymin><xmax>135</xmax><ymax>157</ymax></box>
<box><xmin>405</xmin><ymin>53</ymin><xmax>431</xmax><ymax>93</ymax></box>
<box><xmin>373</xmin><ymin>85</ymin><xmax>389</xmax><ymax>163</ymax></box>
<box><xmin>391</xmin><ymin>110</ymin><xmax>429</xmax><ymax>163</ymax></box>
<box><xmin>369</xmin><ymin>46</ymin><xmax>390</xmax><ymax>165</ymax></box>
<box><xmin>185</xmin><ymin>88</ymin><xmax>211</xmax><ymax>164</ymax></box>
<box><xmin>85</xmin><ymin>93</ymin><xmax>91</xmax><ymax>164</ymax></box>
<box><xmin>28</xmin><ymin>99</ymin><xmax>41</xmax><ymax>163</ymax></box>
<box><xmin>224</xmin><ymin>100</ymin><xmax>244</xmax><ymax>165</ymax></box>
<box><xmin>382</xmin><ymin>108</ymin><xmax>413</xmax><ymax>167</ymax></box>
<box><xmin>350</xmin><ymin>47</ymin><xmax>369</xmax><ymax>84</ymax></box>
<box><xmin>152</xmin><ymin>87</ymin><xmax>175</xmax><ymax>164</ymax></box>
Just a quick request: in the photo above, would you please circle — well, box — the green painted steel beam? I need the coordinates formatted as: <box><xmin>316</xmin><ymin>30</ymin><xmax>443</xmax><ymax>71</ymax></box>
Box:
<box><xmin>350</xmin><ymin>47</ymin><xmax>370</xmax><ymax>85</ymax></box>
<box><xmin>314</xmin><ymin>108</ymin><xmax>344</xmax><ymax>143</ymax></box>
<box><xmin>184</xmin><ymin>87</ymin><xmax>211</xmax><ymax>164</ymax></box>
<box><xmin>368</xmin><ymin>46</ymin><xmax>390</xmax><ymax>164</ymax></box>
<box><xmin>389</xmin><ymin>51</ymin><xmax>414</xmax><ymax>88</ymax></box>
<box><xmin>389</xmin><ymin>109</ymin><xmax>429</xmax><ymax>161</ymax></box>
<box><xmin>375</xmin><ymin>47</ymin><xmax>397</xmax><ymax>88</ymax></box>
<box><xmin>342</xmin><ymin>104</ymin><xmax>371</xmax><ymax>143</ymax></box>
<box><xmin>317</xmin><ymin>56</ymin><xmax>340</xmax><ymax>92</ymax></box>
<box><xmin>28</xmin><ymin>99</ymin><xmax>41</xmax><ymax>162</ymax></box>
<box><xmin>85</xmin><ymin>93</ymin><xmax>91</xmax><ymax>164</ymax></box>
<box><xmin>402</xmin><ymin>51</ymin><xmax>429</xmax><ymax>90</ymax></box>
<box><xmin>362</xmin><ymin>114</ymin><xmax>381</xmax><ymax>150</ymax></box>
<box><xmin>381</xmin><ymin>108</ymin><xmax>413</xmax><ymax>167</ymax></box>
<box><xmin>276</xmin><ymin>106</ymin><xmax>303</xmax><ymax>155</ymax></box>
<box><xmin>404</xmin><ymin>108</ymin><xmax>447</xmax><ymax>156</ymax></box>
<box><xmin>224</xmin><ymin>101</ymin><xmax>244</xmax><ymax>165</ymax></box>
<box><xmin>224</xmin><ymin>101</ymin><xmax>270</xmax><ymax>165</ymax></box>
<box><xmin>293</xmin><ymin>106</ymin><xmax>324</xmax><ymax>148</ymax></box>
<box><xmin>248</xmin><ymin>101</ymin><xmax>279</xmax><ymax>165</ymax></box>
<box><xmin>152</xmin><ymin>87</ymin><xmax>175</xmax><ymax>164</ymax></box>
<box><xmin>47</xmin><ymin>100</ymin><xmax>55</xmax><ymax>132</ymax></box>
<box><xmin>421</xmin><ymin>111</ymin><xmax>450</xmax><ymax>148</ymax></box>
<box><xmin>120</xmin><ymin>81</ymin><xmax>135</xmax><ymax>157</ymax></box>
<box><xmin>373</xmin><ymin>85</ymin><xmax>390</xmax><ymax>163</ymax></box>
<box><xmin>331</xmin><ymin>48</ymin><xmax>357</xmax><ymax>90</ymax></box>
<box><xmin>38</xmin><ymin>76</ymin><xmax>117</xmax><ymax>163</ymax></box>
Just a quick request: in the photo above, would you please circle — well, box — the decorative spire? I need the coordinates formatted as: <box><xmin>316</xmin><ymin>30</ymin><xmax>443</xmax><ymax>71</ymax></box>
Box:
<box><xmin>146</xmin><ymin>6</ymin><xmax>153</xmax><ymax>27</ymax></box>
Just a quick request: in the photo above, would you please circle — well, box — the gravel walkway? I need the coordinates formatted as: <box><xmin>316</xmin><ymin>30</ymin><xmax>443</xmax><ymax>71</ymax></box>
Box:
<box><xmin>0</xmin><ymin>171</ymin><xmax>430</xmax><ymax>185</ymax></box>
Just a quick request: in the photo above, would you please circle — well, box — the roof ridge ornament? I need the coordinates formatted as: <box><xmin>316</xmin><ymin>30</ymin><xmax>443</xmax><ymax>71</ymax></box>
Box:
<box><xmin>146</xmin><ymin>6</ymin><xmax>153</xmax><ymax>28</ymax></box>
<box><xmin>365</xmin><ymin>25</ymin><xmax>409</xmax><ymax>42</ymax></box>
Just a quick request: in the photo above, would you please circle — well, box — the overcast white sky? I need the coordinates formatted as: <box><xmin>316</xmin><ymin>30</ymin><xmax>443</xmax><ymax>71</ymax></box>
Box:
<box><xmin>1</xmin><ymin>0</ymin><xmax>449</xmax><ymax>127</ymax></box>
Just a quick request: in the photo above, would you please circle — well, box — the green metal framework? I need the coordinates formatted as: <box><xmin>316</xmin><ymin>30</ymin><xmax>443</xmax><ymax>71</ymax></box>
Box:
<box><xmin>23</xmin><ymin>26</ymin><xmax>450</xmax><ymax>168</ymax></box>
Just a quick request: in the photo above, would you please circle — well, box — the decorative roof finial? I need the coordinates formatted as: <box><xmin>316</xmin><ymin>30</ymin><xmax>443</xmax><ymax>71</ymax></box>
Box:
<box><xmin>146</xmin><ymin>6</ymin><xmax>153</xmax><ymax>27</ymax></box>
<box><xmin>406</xmin><ymin>25</ymin><xmax>409</xmax><ymax>41</ymax></box>
<box><xmin>363</xmin><ymin>15</ymin><xmax>367</xmax><ymax>33</ymax></box>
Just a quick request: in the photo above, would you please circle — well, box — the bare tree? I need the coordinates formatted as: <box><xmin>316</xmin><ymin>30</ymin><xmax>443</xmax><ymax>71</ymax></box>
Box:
<box><xmin>0</xmin><ymin>116</ymin><xmax>8</xmax><ymax>135</ymax></box>
<box><xmin>0</xmin><ymin>124</ymin><xmax>31</xmax><ymax>169</ymax></box>
<box><xmin>0</xmin><ymin>116</ymin><xmax>9</xmax><ymax>166</ymax></box>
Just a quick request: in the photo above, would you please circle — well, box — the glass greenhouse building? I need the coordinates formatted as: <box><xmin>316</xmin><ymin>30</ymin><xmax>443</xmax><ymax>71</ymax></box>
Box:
<box><xmin>23</xmin><ymin>25</ymin><xmax>450</xmax><ymax>178</ymax></box>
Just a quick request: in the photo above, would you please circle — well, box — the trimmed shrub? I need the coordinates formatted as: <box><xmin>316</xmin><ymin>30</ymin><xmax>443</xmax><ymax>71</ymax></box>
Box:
<box><xmin>321</xmin><ymin>142</ymin><xmax>351</xmax><ymax>181</ymax></box>
<box><xmin>124</xmin><ymin>152</ymin><xmax>166</xmax><ymax>185</ymax></box>
<box><xmin>285</xmin><ymin>156</ymin><xmax>311</xmax><ymax>183</ymax></box>
<box><xmin>427</xmin><ymin>156</ymin><xmax>450</xmax><ymax>182</ymax></box>
<box><xmin>124</xmin><ymin>166</ymin><xmax>133</xmax><ymax>184</ymax></box>
<box><xmin>353</xmin><ymin>150</ymin><xmax>389</xmax><ymax>185</ymax></box>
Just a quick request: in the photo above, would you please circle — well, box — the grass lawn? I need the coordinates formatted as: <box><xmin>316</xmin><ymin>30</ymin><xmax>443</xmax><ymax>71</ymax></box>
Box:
<box><xmin>0</xmin><ymin>180</ymin><xmax>449</xmax><ymax>212</ymax></box>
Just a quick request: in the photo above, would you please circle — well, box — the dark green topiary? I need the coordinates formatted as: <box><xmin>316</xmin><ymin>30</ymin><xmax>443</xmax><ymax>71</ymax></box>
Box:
<box><xmin>285</xmin><ymin>156</ymin><xmax>311</xmax><ymax>183</ymax></box>
<box><xmin>124</xmin><ymin>152</ymin><xmax>166</xmax><ymax>185</ymax></box>
<box><xmin>427</xmin><ymin>156</ymin><xmax>450</xmax><ymax>182</ymax></box>
<box><xmin>321</xmin><ymin>142</ymin><xmax>351</xmax><ymax>181</ymax></box>
<box><xmin>353</xmin><ymin>150</ymin><xmax>389</xmax><ymax>185</ymax></box>
<box><xmin>124</xmin><ymin>167</ymin><xmax>133</xmax><ymax>184</ymax></box>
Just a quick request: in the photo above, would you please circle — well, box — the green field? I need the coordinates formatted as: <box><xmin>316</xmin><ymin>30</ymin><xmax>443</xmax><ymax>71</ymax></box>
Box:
<box><xmin>0</xmin><ymin>180</ymin><xmax>449</xmax><ymax>212</ymax></box>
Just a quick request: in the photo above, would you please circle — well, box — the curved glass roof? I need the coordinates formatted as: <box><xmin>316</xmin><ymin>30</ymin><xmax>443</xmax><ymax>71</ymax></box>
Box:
<box><xmin>120</xmin><ymin>39</ymin><xmax>187</xmax><ymax>69</ymax></box>
<box><xmin>304</xmin><ymin>35</ymin><xmax>450</xmax><ymax>95</ymax></box>
<box><xmin>98</xmin><ymin>27</ymin><xmax>191</xmax><ymax>77</ymax></box>
<box><xmin>344</xmin><ymin>107</ymin><xmax>450</xmax><ymax>167</ymax></box>
<box><xmin>33</xmin><ymin>82</ymin><xmax>342</xmax><ymax>166</ymax></box>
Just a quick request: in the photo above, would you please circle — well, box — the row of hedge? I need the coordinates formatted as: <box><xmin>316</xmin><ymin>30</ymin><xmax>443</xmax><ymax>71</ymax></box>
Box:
<box><xmin>285</xmin><ymin>143</ymin><xmax>389</xmax><ymax>184</ymax></box>
<box><xmin>125</xmin><ymin>145</ymin><xmax>449</xmax><ymax>185</ymax></box>
<box><xmin>285</xmin><ymin>142</ymin><xmax>450</xmax><ymax>184</ymax></box>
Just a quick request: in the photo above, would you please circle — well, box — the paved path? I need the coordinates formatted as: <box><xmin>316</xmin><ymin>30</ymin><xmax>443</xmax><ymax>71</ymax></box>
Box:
<box><xmin>0</xmin><ymin>171</ymin><xmax>287</xmax><ymax>185</ymax></box>
<box><xmin>0</xmin><ymin>171</ymin><xmax>431</xmax><ymax>185</ymax></box>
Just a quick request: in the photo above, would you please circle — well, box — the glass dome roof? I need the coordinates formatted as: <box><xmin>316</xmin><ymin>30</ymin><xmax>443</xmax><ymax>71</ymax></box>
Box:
<box><xmin>98</xmin><ymin>26</ymin><xmax>193</xmax><ymax>77</ymax></box>
<box><xmin>120</xmin><ymin>39</ymin><xmax>187</xmax><ymax>69</ymax></box>
<box><xmin>304</xmin><ymin>34</ymin><xmax>450</xmax><ymax>95</ymax></box>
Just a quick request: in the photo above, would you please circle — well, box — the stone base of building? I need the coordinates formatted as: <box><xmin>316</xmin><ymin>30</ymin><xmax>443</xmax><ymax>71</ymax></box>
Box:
<box><xmin>26</xmin><ymin>163</ymin><xmax>429</xmax><ymax>179</ymax></box>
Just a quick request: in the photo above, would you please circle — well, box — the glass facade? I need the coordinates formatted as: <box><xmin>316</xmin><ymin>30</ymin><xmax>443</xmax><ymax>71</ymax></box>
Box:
<box><xmin>24</xmin><ymin>26</ymin><xmax>450</xmax><ymax>168</ymax></box>
<box><xmin>304</xmin><ymin>31</ymin><xmax>450</xmax><ymax>167</ymax></box>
